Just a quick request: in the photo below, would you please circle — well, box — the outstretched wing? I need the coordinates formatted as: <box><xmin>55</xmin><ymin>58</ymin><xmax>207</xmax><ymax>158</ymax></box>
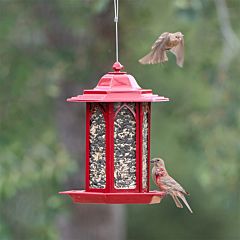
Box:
<box><xmin>139</xmin><ymin>32</ymin><xmax>170</xmax><ymax>64</ymax></box>
<box><xmin>170</xmin><ymin>37</ymin><xmax>184</xmax><ymax>67</ymax></box>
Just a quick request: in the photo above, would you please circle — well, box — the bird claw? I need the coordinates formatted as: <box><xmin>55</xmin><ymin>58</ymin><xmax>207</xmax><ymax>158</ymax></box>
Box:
<box><xmin>161</xmin><ymin>191</ymin><xmax>167</xmax><ymax>198</ymax></box>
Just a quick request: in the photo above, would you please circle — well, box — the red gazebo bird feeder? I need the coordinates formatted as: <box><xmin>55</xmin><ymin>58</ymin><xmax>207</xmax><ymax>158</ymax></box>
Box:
<box><xmin>60</xmin><ymin>62</ymin><xmax>169</xmax><ymax>204</ymax></box>
<box><xmin>59</xmin><ymin>0</ymin><xmax>169</xmax><ymax>204</ymax></box>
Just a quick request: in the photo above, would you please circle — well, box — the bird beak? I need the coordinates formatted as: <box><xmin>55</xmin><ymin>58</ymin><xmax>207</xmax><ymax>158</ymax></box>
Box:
<box><xmin>150</xmin><ymin>159</ymin><xmax>155</xmax><ymax>164</ymax></box>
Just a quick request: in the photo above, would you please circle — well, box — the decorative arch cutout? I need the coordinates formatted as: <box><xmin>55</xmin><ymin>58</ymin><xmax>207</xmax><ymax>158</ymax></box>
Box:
<box><xmin>114</xmin><ymin>104</ymin><xmax>136</xmax><ymax>189</ymax></box>
<box><xmin>114</xmin><ymin>103</ymin><xmax>136</xmax><ymax>119</ymax></box>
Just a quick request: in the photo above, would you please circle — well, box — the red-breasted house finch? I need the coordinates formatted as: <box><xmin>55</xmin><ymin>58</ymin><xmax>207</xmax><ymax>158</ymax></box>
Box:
<box><xmin>139</xmin><ymin>32</ymin><xmax>184</xmax><ymax>67</ymax></box>
<box><xmin>151</xmin><ymin>158</ymin><xmax>193</xmax><ymax>213</ymax></box>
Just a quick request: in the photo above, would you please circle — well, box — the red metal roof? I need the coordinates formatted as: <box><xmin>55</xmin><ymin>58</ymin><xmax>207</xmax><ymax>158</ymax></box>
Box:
<box><xmin>67</xmin><ymin>62</ymin><xmax>169</xmax><ymax>103</ymax></box>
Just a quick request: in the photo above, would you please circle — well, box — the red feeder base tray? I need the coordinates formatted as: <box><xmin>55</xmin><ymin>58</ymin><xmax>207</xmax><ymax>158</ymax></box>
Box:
<box><xmin>59</xmin><ymin>190</ymin><xmax>166</xmax><ymax>204</ymax></box>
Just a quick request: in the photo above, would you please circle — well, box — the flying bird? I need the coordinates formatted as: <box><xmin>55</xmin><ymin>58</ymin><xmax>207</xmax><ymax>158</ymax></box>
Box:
<box><xmin>139</xmin><ymin>32</ymin><xmax>184</xmax><ymax>67</ymax></box>
<box><xmin>151</xmin><ymin>158</ymin><xmax>193</xmax><ymax>213</ymax></box>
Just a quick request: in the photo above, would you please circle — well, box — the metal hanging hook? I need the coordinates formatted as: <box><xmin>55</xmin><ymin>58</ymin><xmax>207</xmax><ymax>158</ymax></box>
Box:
<box><xmin>114</xmin><ymin>0</ymin><xmax>119</xmax><ymax>62</ymax></box>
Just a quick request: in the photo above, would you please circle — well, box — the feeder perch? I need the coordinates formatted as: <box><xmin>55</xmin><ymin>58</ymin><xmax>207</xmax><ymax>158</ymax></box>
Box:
<box><xmin>59</xmin><ymin>62</ymin><xmax>169</xmax><ymax>204</ymax></box>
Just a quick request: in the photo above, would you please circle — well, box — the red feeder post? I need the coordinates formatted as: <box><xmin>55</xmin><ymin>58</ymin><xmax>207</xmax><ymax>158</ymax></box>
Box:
<box><xmin>60</xmin><ymin>62</ymin><xmax>169</xmax><ymax>204</ymax></box>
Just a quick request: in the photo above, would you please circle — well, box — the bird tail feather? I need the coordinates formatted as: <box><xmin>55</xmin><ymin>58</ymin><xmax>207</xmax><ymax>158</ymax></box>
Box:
<box><xmin>170</xmin><ymin>193</ymin><xmax>183</xmax><ymax>208</ymax></box>
<box><xmin>176</xmin><ymin>192</ymin><xmax>193</xmax><ymax>213</ymax></box>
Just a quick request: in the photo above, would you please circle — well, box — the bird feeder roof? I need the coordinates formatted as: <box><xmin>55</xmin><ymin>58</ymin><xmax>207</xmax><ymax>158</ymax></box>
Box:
<box><xmin>67</xmin><ymin>62</ymin><xmax>169</xmax><ymax>103</ymax></box>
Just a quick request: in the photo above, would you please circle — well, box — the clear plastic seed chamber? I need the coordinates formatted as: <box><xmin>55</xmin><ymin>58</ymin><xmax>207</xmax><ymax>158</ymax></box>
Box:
<box><xmin>60</xmin><ymin>62</ymin><xmax>169</xmax><ymax>204</ymax></box>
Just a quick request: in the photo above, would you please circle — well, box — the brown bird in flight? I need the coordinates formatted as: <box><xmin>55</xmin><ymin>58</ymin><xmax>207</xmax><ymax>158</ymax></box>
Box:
<box><xmin>139</xmin><ymin>32</ymin><xmax>184</xmax><ymax>67</ymax></box>
<box><xmin>151</xmin><ymin>158</ymin><xmax>193</xmax><ymax>213</ymax></box>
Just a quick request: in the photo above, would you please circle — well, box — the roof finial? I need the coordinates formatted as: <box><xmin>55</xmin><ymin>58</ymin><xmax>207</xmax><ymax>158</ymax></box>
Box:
<box><xmin>112</xmin><ymin>62</ymin><xmax>124</xmax><ymax>72</ymax></box>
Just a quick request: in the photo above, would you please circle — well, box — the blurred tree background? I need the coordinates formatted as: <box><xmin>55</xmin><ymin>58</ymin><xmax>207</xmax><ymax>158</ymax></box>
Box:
<box><xmin>0</xmin><ymin>0</ymin><xmax>239</xmax><ymax>239</ymax></box>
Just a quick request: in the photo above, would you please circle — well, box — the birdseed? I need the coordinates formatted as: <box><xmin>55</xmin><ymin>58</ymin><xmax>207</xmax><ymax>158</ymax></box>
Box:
<box><xmin>89</xmin><ymin>104</ymin><xmax>106</xmax><ymax>188</ymax></box>
<box><xmin>114</xmin><ymin>103</ymin><xmax>136</xmax><ymax>189</ymax></box>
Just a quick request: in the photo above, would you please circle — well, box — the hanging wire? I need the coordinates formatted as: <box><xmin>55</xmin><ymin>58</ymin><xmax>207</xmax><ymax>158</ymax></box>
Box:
<box><xmin>114</xmin><ymin>0</ymin><xmax>119</xmax><ymax>62</ymax></box>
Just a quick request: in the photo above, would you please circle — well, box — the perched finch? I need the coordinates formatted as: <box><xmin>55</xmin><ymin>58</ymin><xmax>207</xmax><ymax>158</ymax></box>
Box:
<box><xmin>139</xmin><ymin>32</ymin><xmax>184</xmax><ymax>67</ymax></box>
<box><xmin>151</xmin><ymin>158</ymin><xmax>193</xmax><ymax>213</ymax></box>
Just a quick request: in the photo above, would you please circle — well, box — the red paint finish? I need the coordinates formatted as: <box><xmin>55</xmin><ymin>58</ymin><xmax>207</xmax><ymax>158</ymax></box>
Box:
<box><xmin>85</xmin><ymin>103</ymin><xmax>91</xmax><ymax>192</ymax></box>
<box><xmin>135</xmin><ymin>103</ymin><xmax>140</xmax><ymax>193</ymax></box>
<box><xmin>147</xmin><ymin>103</ymin><xmax>151</xmax><ymax>192</ymax></box>
<box><xmin>60</xmin><ymin>62</ymin><xmax>169</xmax><ymax>204</ymax></box>
<box><xmin>59</xmin><ymin>190</ymin><xmax>166</xmax><ymax>204</ymax></box>
<box><xmin>67</xmin><ymin>62</ymin><xmax>169</xmax><ymax>103</ymax></box>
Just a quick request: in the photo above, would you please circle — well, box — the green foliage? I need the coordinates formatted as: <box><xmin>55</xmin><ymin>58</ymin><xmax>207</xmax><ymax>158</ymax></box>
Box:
<box><xmin>0</xmin><ymin>1</ymin><xmax>77</xmax><ymax>238</ymax></box>
<box><xmin>121</xmin><ymin>0</ymin><xmax>240</xmax><ymax>239</ymax></box>
<box><xmin>0</xmin><ymin>0</ymin><xmax>239</xmax><ymax>239</ymax></box>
